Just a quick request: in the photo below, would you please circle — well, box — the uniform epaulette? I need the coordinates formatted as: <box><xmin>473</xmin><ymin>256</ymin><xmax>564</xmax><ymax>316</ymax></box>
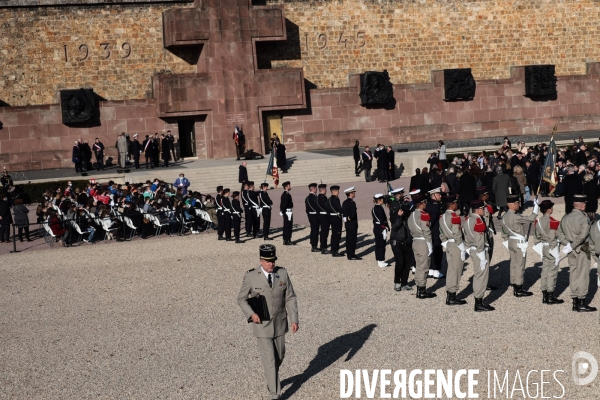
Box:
<box><xmin>247</xmin><ymin>268</ymin><xmax>256</xmax><ymax>273</ymax></box>
<box><xmin>451</xmin><ymin>212</ymin><xmax>461</xmax><ymax>224</ymax></box>
<box><xmin>420</xmin><ymin>212</ymin><xmax>430</xmax><ymax>222</ymax></box>
<box><xmin>549</xmin><ymin>217</ymin><xmax>559</xmax><ymax>230</ymax></box>
<box><xmin>486</xmin><ymin>205</ymin><xmax>494</xmax><ymax>214</ymax></box>
<box><xmin>474</xmin><ymin>217</ymin><xmax>486</xmax><ymax>233</ymax></box>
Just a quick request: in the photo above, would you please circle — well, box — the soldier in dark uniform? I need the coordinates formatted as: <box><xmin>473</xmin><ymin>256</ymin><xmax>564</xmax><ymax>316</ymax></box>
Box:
<box><xmin>241</xmin><ymin>182</ymin><xmax>252</xmax><ymax>236</ymax></box>
<box><xmin>280</xmin><ymin>181</ymin><xmax>295</xmax><ymax>245</ymax></box>
<box><xmin>305</xmin><ymin>183</ymin><xmax>320</xmax><ymax>252</ymax></box>
<box><xmin>388</xmin><ymin>188</ymin><xmax>405</xmax><ymax>225</ymax></box>
<box><xmin>231</xmin><ymin>191</ymin><xmax>244</xmax><ymax>243</ymax></box>
<box><xmin>247</xmin><ymin>182</ymin><xmax>262</xmax><ymax>238</ymax></box>
<box><xmin>131</xmin><ymin>134</ymin><xmax>141</xmax><ymax>169</ymax></box>
<box><xmin>259</xmin><ymin>183</ymin><xmax>273</xmax><ymax>240</ymax></box>
<box><xmin>216</xmin><ymin>186</ymin><xmax>225</xmax><ymax>240</ymax></box>
<box><xmin>342</xmin><ymin>187</ymin><xmax>361</xmax><ymax>260</ymax></box>
<box><xmin>317</xmin><ymin>184</ymin><xmax>330</xmax><ymax>253</ymax></box>
<box><xmin>221</xmin><ymin>188</ymin><xmax>233</xmax><ymax>241</ymax></box>
<box><xmin>327</xmin><ymin>185</ymin><xmax>344</xmax><ymax>257</ymax></box>
<box><xmin>425</xmin><ymin>187</ymin><xmax>445</xmax><ymax>279</ymax></box>
<box><xmin>372</xmin><ymin>193</ymin><xmax>390</xmax><ymax>267</ymax></box>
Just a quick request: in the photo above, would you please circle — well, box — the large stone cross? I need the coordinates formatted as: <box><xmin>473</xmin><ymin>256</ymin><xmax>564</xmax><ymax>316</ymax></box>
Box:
<box><xmin>154</xmin><ymin>0</ymin><xmax>305</xmax><ymax>158</ymax></box>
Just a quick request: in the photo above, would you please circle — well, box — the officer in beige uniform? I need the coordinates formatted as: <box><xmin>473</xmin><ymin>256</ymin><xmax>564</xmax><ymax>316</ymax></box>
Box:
<box><xmin>501</xmin><ymin>194</ymin><xmax>538</xmax><ymax>297</ymax></box>
<box><xmin>557</xmin><ymin>194</ymin><xmax>597</xmax><ymax>312</ymax></box>
<box><xmin>408</xmin><ymin>192</ymin><xmax>436</xmax><ymax>299</ymax></box>
<box><xmin>463</xmin><ymin>200</ymin><xmax>495</xmax><ymax>311</ymax></box>
<box><xmin>532</xmin><ymin>200</ymin><xmax>564</xmax><ymax>305</ymax></box>
<box><xmin>237</xmin><ymin>244</ymin><xmax>299</xmax><ymax>399</ymax></box>
<box><xmin>439</xmin><ymin>194</ymin><xmax>467</xmax><ymax>305</ymax></box>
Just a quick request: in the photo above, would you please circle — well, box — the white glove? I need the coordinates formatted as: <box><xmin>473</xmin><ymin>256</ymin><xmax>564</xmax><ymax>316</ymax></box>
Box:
<box><xmin>286</xmin><ymin>211</ymin><xmax>292</xmax><ymax>220</ymax></box>
<box><xmin>532</xmin><ymin>201</ymin><xmax>539</xmax><ymax>215</ymax></box>
<box><xmin>460</xmin><ymin>251</ymin><xmax>466</xmax><ymax>262</ymax></box>
<box><xmin>256</xmin><ymin>208</ymin><xmax>262</xmax><ymax>216</ymax></box>
<box><xmin>502</xmin><ymin>240</ymin><xmax>509</xmax><ymax>249</ymax></box>
<box><xmin>549</xmin><ymin>246</ymin><xmax>560</xmax><ymax>259</ymax></box>
<box><xmin>426</xmin><ymin>241</ymin><xmax>433</xmax><ymax>256</ymax></box>
<box><xmin>343</xmin><ymin>217</ymin><xmax>347</xmax><ymax>223</ymax></box>
<box><xmin>517</xmin><ymin>242</ymin><xmax>528</xmax><ymax>255</ymax></box>
<box><xmin>279</xmin><ymin>211</ymin><xmax>283</xmax><ymax>217</ymax></box>
<box><xmin>457</xmin><ymin>243</ymin><xmax>466</xmax><ymax>252</ymax></box>
<box><xmin>476</xmin><ymin>250</ymin><xmax>487</xmax><ymax>270</ymax></box>
<box><xmin>561</xmin><ymin>242</ymin><xmax>573</xmax><ymax>254</ymax></box>
<box><xmin>479</xmin><ymin>259</ymin><xmax>487</xmax><ymax>271</ymax></box>
<box><xmin>441</xmin><ymin>240</ymin><xmax>448</xmax><ymax>250</ymax></box>
<box><xmin>382</xmin><ymin>230</ymin><xmax>387</xmax><ymax>241</ymax></box>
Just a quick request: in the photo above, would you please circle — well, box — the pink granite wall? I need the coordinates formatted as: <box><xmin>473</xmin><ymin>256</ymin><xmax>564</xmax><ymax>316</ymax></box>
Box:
<box><xmin>0</xmin><ymin>99</ymin><xmax>177</xmax><ymax>171</ymax></box>
<box><xmin>281</xmin><ymin>64</ymin><xmax>600</xmax><ymax>151</ymax></box>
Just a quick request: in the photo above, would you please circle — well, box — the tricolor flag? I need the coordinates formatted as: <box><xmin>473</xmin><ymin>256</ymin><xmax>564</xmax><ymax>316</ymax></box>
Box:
<box><xmin>266</xmin><ymin>149</ymin><xmax>279</xmax><ymax>188</ymax></box>
<box><xmin>542</xmin><ymin>133</ymin><xmax>558</xmax><ymax>195</ymax></box>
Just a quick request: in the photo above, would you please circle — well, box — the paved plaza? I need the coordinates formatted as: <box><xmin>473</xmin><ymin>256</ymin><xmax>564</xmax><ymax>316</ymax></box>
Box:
<box><xmin>0</xmin><ymin>202</ymin><xmax>598</xmax><ymax>399</ymax></box>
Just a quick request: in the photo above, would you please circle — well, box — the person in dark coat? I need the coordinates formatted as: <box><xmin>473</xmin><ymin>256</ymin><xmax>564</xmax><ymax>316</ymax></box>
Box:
<box><xmin>152</xmin><ymin>134</ymin><xmax>160</xmax><ymax>167</ymax></box>
<box><xmin>445</xmin><ymin>167</ymin><xmax>458</xmax><ymax>195</ymax></box>
<box><xmin>93</xmin><ymin>138</ymin><xmax>105</xmax><ymax>171</ymax></box>
<box><xmin>276</xmin><ymin>141</ymin><xmax>287</xmax><ymax>173</ymax></box>
<box><xmin>492</xmin><ymin>166</ymin><xmax>512</xmax><ymax>218</ymax></box>
<box><xmin>419</xmin><ymin>167</ymin><xmax>430</xmax><ymax>195</ymax></box>
<box><xmin>353</xmin><ymin>141</ymin><xmax>361</xmax><ymax>176</ymax></box>
<box><xmin>562</xmin><ymin>166</ymin><xmax>584</xmax><ymax>214</ymax></box>
<box><xmin>0</xmin><ymin>195</ymin><xmax>13</xmax><ymax>242</ymax></box>
<box><xmin>386</xmin><ymin>146</ymin><xmax>395</xmax><ymax>181</ymax></box>
<box><xmin>525</xmin><ymin>159</ymin><xmax>540</xmax><ymax>195</ymax></box>
<box><xmin>167</xmin><ymin>130</ymin><xmax>177</xmax><ymax>162</ymax></box>
<box><xmin>72</xmin><ymin>141</ymin><xmax>82</xmax><ymax>173</ymax></box>
<box><xmin>361</xmin><ymin>146</ymin><xmax>373</xmax><ymax>182</ymax></box>
<box><xmin>238</xmin><ymin>161</ymin><xmax>248</xmax><ymax>193</ymax></box>
<box><xmin>143</xmin><ymin>135</ymin><xmax>154</xmax><ymax>169</ymax></box>
<box><xmin>583</xmin><ymin>174</ymin><xmax>598</xmax><ymax>217</ymax></box>
<box><xmin>81</xmin><ymin>140</ymin><xmax>92</xmax><ymax>171</ymax></box>
<box><xmin>131</xmin><ymin>134</ymin><xmax>142</xmax><ymax>169</ymax></box>
<box><xmin>161</xmin><ymin>134</ymin><xmax>171</xmax><ymax>167</ymax></box>
<box><xmin>12</xmin><ymin>197</ymin><xmax>31</xmax><ymax>242</ymax></box>
<box><xmin>409</xmin><ymin>168</ymin><xmax>421</xmax><ymax>191</ymax></box>
<box><xmin>375</xmin><ymin>145</ymin><xmax>388</xmax><ymax>182</ymax></box>
<box><xmin>458</xmin><ymin>167</ymin><xmax>477</xmax><ymax>216</ymax></box>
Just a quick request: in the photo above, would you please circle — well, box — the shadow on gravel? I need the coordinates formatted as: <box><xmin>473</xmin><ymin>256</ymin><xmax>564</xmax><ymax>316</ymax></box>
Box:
<box><xmin>280</xmin><ymin>324</ymin><xmax>377</xmax><ymax>400</ymax></box>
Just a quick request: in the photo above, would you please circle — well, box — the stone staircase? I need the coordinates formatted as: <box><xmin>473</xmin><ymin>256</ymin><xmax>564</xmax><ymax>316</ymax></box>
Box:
<box><xmin>124</xmin><ymin>156</ymin><xmax>362</xmax><ymax>194</ymax></box>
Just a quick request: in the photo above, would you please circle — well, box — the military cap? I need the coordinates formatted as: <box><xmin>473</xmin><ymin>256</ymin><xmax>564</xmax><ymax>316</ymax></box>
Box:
<box><xmin>344</xmin><ymin>186</ymin><xmax>356</xmax><ymax>194</ymax></box>
<box><xmin>232</xmin><ymin>191</ymin><xmax>240</xmax><ymax>197</ymax></box>
<box><xmin>574</xmin><ymin>194</ymin><xmax>587</xmax><ymax>203</ymax></box>
<box><xmin>282</xmin><ymin>181</ymin><xmax>291</xmax><ymax>187</ymax></box>
<box><xmin>330</xmin><ymin>185</ymin><xmax>340</xmax><ymax>191</ymax></box>
<box><xmin>259</xmin><ymin>244</ymin><xmax>277</xmax><ymax>261</ymax></box>
<box><xmin>216</xmin><ymin>185</ymin><xmax>223</xmax><ymax>191</ymax></box>
<box><xmin>409</xmin><ymin>189</ymin><xmax>421</xmax><ymax>195</ymax></box>
<box><xmin>539</xmin><ymin>200</ymin><xmax>554</xmax><ymax>209</ymax></box>
<box><xmin>470</xmin><ymin>200</ymin><xmax>485</xmax><ymax>209</ymax></box>
<box><xmin>476</xmin><ymin>186</ymin><xmax>489</xmax><ymax>196</ymax></box>
<box><xmin>507</xmin><ymin>194</ymin><xmax>520</xmax><ymax>203</ymax></box>
<box><xmin>308</xmin><ymin>183</ymin><xmax>318</xmax><ymax>188</ymax></box>
<box><xmin>318</xmin><ymin>183</ymin><xmax>327</xmax><ymax>189</ymax></box>
<box><xmin>223</xmin><ymin>188</ymin><xmax>230</xmax><ymax>194</ymax></box>
<box><xmin>445</xmin><ymin>194</ymin><xmax>458</xmax><ymax>204</ymax></box>
<box><xmin>261</xmin><ymin>182</ymin><xmax>269</xmax><ymax>188</ymax></box>
<box><xmin>247</xmin><ymin>181</ymin><xmax>254</xmax><ymax>186</ymax></box>
<box><xmin>428</xmin><ymin>187</ymin><xmax>441</xmax><ymax>194</ymax></box>
<box><xmin>390</xmin><ymin>187</ymin><xmax>404</xmax><ymax>194</ymax></box>
<box><xmin>374</xmin><ymin>193</ymin><xmax>384</xmax><ymax>199</ymax></box>
<box><xmin>412</xmin><ymin>193</ymin><xmax>427</xmax><ymax>204</ymax></box>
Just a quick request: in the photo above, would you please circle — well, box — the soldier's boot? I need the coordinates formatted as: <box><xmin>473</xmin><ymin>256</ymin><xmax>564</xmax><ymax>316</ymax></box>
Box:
<box><xmin>573</xmin><ymin>298</ymin><xmax>597</xmax><ymax>312</ymax></box>
<box><xmin>546</xmin><ymin>291</ymin><xmax>564</xmax><ymax>305</ymax></box>
<box><xmin>474</xmin><ymin>298</ymin><xmax>495</xmax><ymax>312</ymax></box>
<box><xmin>416</xmin><ymin>286</ymin><xmax>436</xmax><ymax>299</ymax></box>
<box><xmin>542</xmin><ymin>290</ymin><xmax>548</xmax><ymax>304</ymax></box>
<box><xmin>513</xmin><ymin>285</ymin><xmax>533</xmax><ymax>297</ymax></box>
<box><xmin>445</xmin><ymin>291</ymin><xmax>467</xmax><ymax>305</ymax></box>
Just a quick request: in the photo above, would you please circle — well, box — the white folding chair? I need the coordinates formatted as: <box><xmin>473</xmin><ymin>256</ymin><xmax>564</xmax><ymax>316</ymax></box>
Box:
<box><xmin>68</xmin><ymin>220</ymin><xmax>86</xmax><ymax>245</ymax></box>
<box><xmin>123</xmin><ymin>216</ymin><xmax>138</xmax><ymax>240</ymax></box>
<box><xmin>42</xmin><ymin>223</ymin><xmax>57</xmax><ymax>247</ymax></box>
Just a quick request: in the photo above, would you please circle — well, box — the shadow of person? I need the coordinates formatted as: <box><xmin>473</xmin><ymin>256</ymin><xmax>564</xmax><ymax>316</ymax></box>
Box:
<box><xmin>553</xmin><ymin>265</ymin><xmax>571</xmax><ymax>298</ymax></box>
<box><xmin>280</xmin><ymin>324</ymin><xmax>377</xmax><ymax>399</ymax></box>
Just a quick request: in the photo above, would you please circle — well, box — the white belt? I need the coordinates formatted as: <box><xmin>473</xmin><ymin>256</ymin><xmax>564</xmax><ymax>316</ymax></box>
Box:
<box><xmin>320</xmin><ymin>212</ymin><xmax>327</xmax><ymax>215</ymax></box>
<box><xmin>330</xmin><ymin>213</ymin><xmax>340</xmax><ymax>216</ymax></box>
<box><xmin>414</xmin><ymin>237</ymin><xmax>426</xmax><ymax>240</ymax></box>
<box><xmin>542</xmin><ymin>242</ymin><xmax>549</xmax><ymax>246</ymax></box>
<box><xmin>509</xmin><ymin>236</ymin><xmax>525</xmax><ymax>241</ymax></box>
<box><xmin>308</xmin><ymin>212</ymin><xmax>316</xmax><ymax>214</ymax></box>
<box><xmin>286</xmin><ymin>208</ymin><xmax>292</xmax><ymax>211</ymax></box>
<box><xmin>446</xmin><ymin>239</ymin><xmax>456</xmax><ymax>243</ymax></box>
<box><xmin>469</xmin><ymin>246</ymin><xmax>478</xmax><ymax>251</ymax></box>
<box><xmin>263</xmin><ymin>206</ymin><xmax>271</xmax><ymax>209</ymax></box>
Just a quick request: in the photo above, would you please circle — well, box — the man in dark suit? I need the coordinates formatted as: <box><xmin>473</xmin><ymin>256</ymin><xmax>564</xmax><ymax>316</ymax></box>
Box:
<box><xmin>72</xmin><ymin>140</ymin><xmax>82</xmax><ymax>173</ymax></box>
<box><xmin>353</xmin><ymin>141</ymin><xmax>360</xmax><ymax>176</ymax></box>
<box><xmin>81</xmin><ymin>139</ymin><xmax>92</xmax><ymax>171</ymax></box>
<box><xmin>93</xmin><ymin>138</ymin><xmax>105</xmax><ymax>171</ymax></box>
<box><xmin>409</xmin><ymin>168</ymin><xmax>421</xmax><ymax>191</ymax></box>
<box><xmin>562</xmin><ymin>165</ymin><xmax>584</xmax><ymax>214</ymax></box>
<box><xmin>131</xmin><ymin>134</ymin><xmax>142</xmax><ymax>169</ymax></box>
<box><xmin>161</xmin><ymin>134</ymin><xmax>171</xmax><ymax>167</ymax></box>
<box><xmin>276</xmin><ymin>141</ymin><xmax>287</xmax><ymax>173</ymax></box>
<box><xmin>143</xmin><ymin>135</ymin><xmax>154</xmax><ymax>169</ymax></box>
<box><xmin>0</xmin><ymin>194</ymin><xmax>13</xmax><ymax>242</ymax></box>
<box><xmin>386</xmin><ymin>146</ymin><xmax>395</xmax><ymax>181</ymax></box>
<box><xmin>361</xmin><ymin>146</ymin><xmax>373</xmax><ymax>182</ymax></box>
<box><xmin>239</xmin><ymin>161</ymin><xmax>248</xmax><ymax>193</ymax></box>
<box><xmin>375</xmin><ymin>144</ymin><xmax>388</xmax><ymax>182</ymax></box>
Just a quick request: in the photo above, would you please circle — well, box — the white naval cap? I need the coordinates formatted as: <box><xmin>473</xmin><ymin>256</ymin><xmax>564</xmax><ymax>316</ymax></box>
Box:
<box><xmin>344</xmin><ymin>186</ymin><xmax>356</xmax><ymax>193</ymax></box>
<box><xmin>373</xmin><ymin>193</ymin><xmax>384</xmax><ymax>199</ymax></box>
<box><xmin>408</xmin><ymin>189</ymin><xmax>421</xmax><ymax>195</ymax></box>
<box><xmin>428</xmin><ymin>187</ymin><xmax>441</xmax><ymax>194</ymax></box>
<box><xmin>390</xmin><ymin>187</ymin><xmax>404</xmax><ymax>194</ymax></box>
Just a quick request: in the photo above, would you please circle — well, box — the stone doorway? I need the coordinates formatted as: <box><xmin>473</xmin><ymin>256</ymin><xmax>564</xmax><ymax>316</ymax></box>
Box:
<box><xmin>266</xmin><ymin>114</ymin><xmax>283</xmax><ymax>153</ymax></box>
<box><xmin>178</xmin><ymin>119</ymin><xmax>196</xmax><ymax>158</ymax></box>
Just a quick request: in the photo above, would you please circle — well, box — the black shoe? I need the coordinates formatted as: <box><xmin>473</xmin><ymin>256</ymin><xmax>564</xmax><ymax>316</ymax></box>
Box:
<box><xmin>218</xmin><ymin>237</ymin><xmax>225</xmax><ymax>241</ymax></box>
<box><xmin>235</xmin><ymin>239</ymin><xmax>243</xmax><ymax>243</ymax></box>
<box><xmin>321</xmin><ymin>249</ymin><xmax>331</xmax><ymax>254</ymax></box>
<box><xmin>513</xmin><ymin>285</ymin><xmax>533</xmax><ymax>297</ymax></box>
<box><xmin>256</xmin><ymin>234</ymin><xmax>263</xmax><ymax>238</ymax></box>
<box><xmin>445</xmin><ymin>291</ymin><xmax>467</xmax><ymax>305</ymax></box>
<box><xmin>546</xmin><ymin>291</ymin><xmax>564</xmax><ymax>304</ymax></box>
<box><xmin>474</xmin><ymin>297</ymin><xmax>495</xmax><ymax>312</ymax></box>
<box><xmin>226</xmin><ymin>238</ymin><xmax>234</xmax><ymax>241</ymax></box>
<box><xmin>263</xmin><ymin>237</ymin><xmax>273</xmax><ymax>241</ymax></box>
<box><xmin>542</xmin><ymin>290</ymin><xmax>548</xmax><ymax>304</ymax></box>
<box><xmin>486</xmin><ymin>285</ymin><xmax>497</xmax><ymax>291</ymax></box>
<box><xmin>311</xmin><ymin>247</ymin><xmax>320</xmax><ymax>252</ymax></box>
<box><xmin>416</xmin><ymin>286</ymin><xmax>436</xmax><ymax>299</ymax></box>
<box><xmin>332</xmin><ymin>252</ymin><xmax>344</xmax><ymax>257</ymax></box>
<box><xmin>348</xmin><ymin>256</ymin><xmax>363</xmax><ymax>260</ymax></box>
<box><xmin>573</xmin><ymin>298</ymin><xmax>597</xmax><ymax>312</ymax></box>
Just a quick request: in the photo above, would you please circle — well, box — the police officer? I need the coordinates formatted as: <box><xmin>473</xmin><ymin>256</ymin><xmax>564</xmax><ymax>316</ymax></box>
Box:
<box><xmin>216</xmin><ymin>185</ymin><xmax>225</xmax><ymax>240</ymax></box>
<box><xmin>342</xmin><ymin>187</ymin><xmax>361</xmax><ymax>260</ymax></box>
<box><xmin>439</xmin><ymin>194</ymin><xmax>467</xmax><ymax>305</ymax></box>
<box><xmin>408</xmin><ymin>193</ymin><xmax>436</xmax><ymax>298</ymax></box>
<box><xmin>305</xmin><ymin>183</ymin><xmax>320</xmax><ymax>252</ymax></box>
<box><xmin>533</xmin><ymin>200</ymin><xmax>563</xmax><ymax>304</ymax></box>
<box><xmin>558</xmin><ymin>194</ymin><xmax>597</xmax><ymax>312</ymax></box>
<box><xmin>464</xmin><ymin>200</ymin><xmax>495</xmax><ymax>311</ymax></box>
<box><xmin>388</xmin><ymin>188</ymin><xmax>405</xmax><ymax>225</ymax></box>
<box><xmin>317</xmin><ymin>184</ymin><xmax>330</xmax><ymax>253</ymax></box>
<box><xmin>501</xmin><ymin>194</ymin><xmax>538</xmax><ymax>297</ymax></box>
<box><xmin>247</xmin><ymin>182</ymin><xmax>262</xmax><ymax>238</ymax></box>
<box><xmin>328</xmin><ymin>185</ymin><xmax>344</xmax><ymax>257</ymax></box>
<box><xmin>426</xmin><ymin>187</ymin><xmax>445</xmax><ymax>279</ymax></box>
<box><xmin>372</xmin><ymin>193</ymin><xmax>389</xmax><ymax>267</ymax></box>
<box><xmin>280</xmin><ymin>181</ymin><xmax>295</xmax><ymax>245</ymax></box>
<box><xmin>259</xmin><ymin>183</ymin><xmax>273</xmax><ymax>240</ymax></box>
<box><xmin>237</xmin><ymin>244</ymin><xmax>299</xmax><ymax>400</ymax></box>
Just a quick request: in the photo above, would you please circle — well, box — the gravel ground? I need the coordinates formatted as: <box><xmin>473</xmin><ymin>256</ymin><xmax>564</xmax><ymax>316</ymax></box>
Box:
<box><xmin>0</xmin><ymin>202</ymin><xmax>598</xmax><ymax>399</ymax></box>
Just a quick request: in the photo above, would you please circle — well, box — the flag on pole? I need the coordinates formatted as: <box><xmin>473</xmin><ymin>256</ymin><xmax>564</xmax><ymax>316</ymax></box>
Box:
<box><xmin>266</xmin><ymin>149</ymin><xmax>279</xmax><ymax>188</ymax></box>
<box><xmin>541</xmin><ymin>133</ymin><xmax>558</xmax><ymax>195</ymax></box>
